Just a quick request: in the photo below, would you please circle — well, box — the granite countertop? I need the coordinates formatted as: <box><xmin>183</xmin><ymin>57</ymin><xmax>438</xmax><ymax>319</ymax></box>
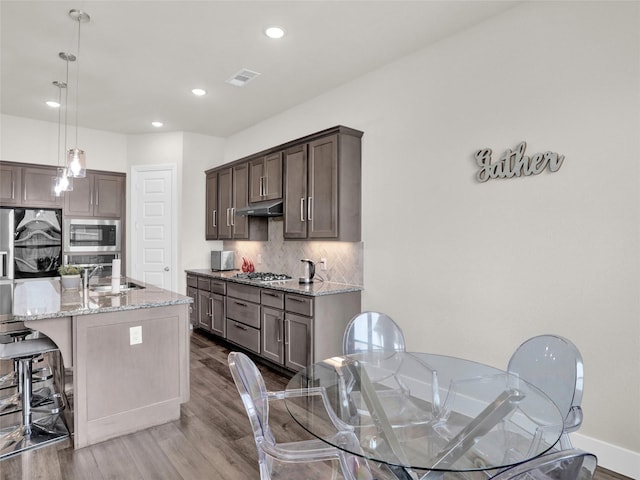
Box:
<box><xmin>185</xmin><ymin>268</ymin><xmax>363</xmax><ymax>296</ymax></box>
<box><xmin>11</xmin><ymin>278</ymin><xmax>192</xmax><ymax>321</ymax></box>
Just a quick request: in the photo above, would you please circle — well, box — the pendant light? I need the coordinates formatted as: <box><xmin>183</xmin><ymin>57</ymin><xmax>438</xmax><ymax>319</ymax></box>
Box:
<box><xmin>66</xmin><ymin>9</ymin><xmax>90</xmax><ymax>178</ymax></box>
<box><xmin>52</xmin><ymin>78</ymin><xmax>73</xmax><ymax>196</ymax></box>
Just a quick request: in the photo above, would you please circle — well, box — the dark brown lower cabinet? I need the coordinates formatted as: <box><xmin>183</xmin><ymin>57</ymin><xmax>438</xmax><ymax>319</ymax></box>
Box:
<box><xmin>187</xmin><ymin>273</ymin><xmax>361</xmax><ymax>372</ymax></box>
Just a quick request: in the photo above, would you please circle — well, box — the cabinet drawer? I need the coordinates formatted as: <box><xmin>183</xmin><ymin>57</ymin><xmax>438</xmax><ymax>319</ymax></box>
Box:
<box><xmin>226</xmin><ymin>298</ymin><xmax>260</xmax><ymax>328</ymax></box>
<box><xmin>186</xmin><ymin>275</ymin><xmax>197</xmax><ymax>288</ymax></box>
<box><xmin>285</xmin><ymin>294</ymin><xmax>313</xmax><ymax>317</ymax></box>
<box><xmin>197</xmin><ymin>277</ymin><xmax>210</xmax><ymax>291</ymax></box>
<box><xmin>210</xmin><ymin>279</ymin><xmax>226</xmax><ymax>295</ymax></box>
<box><xmin>227</xmin><ymin>283</ymin><xmax>261</xmax><ymax>303</ymax></box>
<box><xmin>261</xmin><ymin>289</ymin><xmax>284</xmax><ymax>309</ymax></box>
<box><xmin>226</xmin><ymin>319</ymin><xmax>260</xmax><ymax>354</ymax></box>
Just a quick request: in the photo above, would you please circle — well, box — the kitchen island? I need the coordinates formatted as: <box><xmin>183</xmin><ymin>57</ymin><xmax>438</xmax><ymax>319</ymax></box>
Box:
<box><xmin>10</xmin><ymin>278</ymin><xmax>192</xmax><ymax>449</ymax></box>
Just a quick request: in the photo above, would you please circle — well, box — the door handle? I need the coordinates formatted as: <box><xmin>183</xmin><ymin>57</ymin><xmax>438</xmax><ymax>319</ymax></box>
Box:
<box><xmin>212</xmin><ymin>210</ymin><xmax>217</xmax><ymax>228</ymax></box>
<box><xmin>307</xmin><ymin>196</ymin><xmax>313</xmax><ymax>221</ymax></box>
<box><xmin>164</xmin><ymin>266</ymin><xmax>169</xmax><ymax>271</ymax></box>
<box><xmin>300</xmin><ymin>197</ymin><xmax>305</xmax><ymax>221</ymax></box>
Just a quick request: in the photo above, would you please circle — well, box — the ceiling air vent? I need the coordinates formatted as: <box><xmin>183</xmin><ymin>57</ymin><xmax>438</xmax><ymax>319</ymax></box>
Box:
<box><xmin>226</xmin><ymin>68</ymin><xmax>261</xmax><ymax>87</ymax></box>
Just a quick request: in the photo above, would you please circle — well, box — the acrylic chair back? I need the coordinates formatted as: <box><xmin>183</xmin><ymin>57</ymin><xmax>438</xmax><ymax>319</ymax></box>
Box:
<box><xmin>227</xmin><ymin>351</ymin><xmax>276</xmax><ymax>467</ymax></box>
<box><xmin>343</xmin><ymin>311</ymin><xmax>406</xmax><ymax>354</ymax></box>
<box><xmin>490</xmin><ymin>448</ymin><xmax>597</xmax><ymax>480</ymax></box>
<box><xmin>508</xmin><ymin>334</ymin><xmax>584</xmax><ymax>448</ymax></box>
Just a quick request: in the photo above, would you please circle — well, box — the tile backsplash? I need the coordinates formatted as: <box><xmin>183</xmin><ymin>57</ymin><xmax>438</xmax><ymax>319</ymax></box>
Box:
<box><xmin>224</xmin><ymin>218</ymin><xmax>363</xmax><ymax>286</ymax></box>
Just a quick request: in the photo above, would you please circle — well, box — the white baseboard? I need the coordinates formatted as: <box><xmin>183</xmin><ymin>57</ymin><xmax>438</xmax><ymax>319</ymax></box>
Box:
<box><xmin>571</xmin><ymin>432</ymin><xmax>639</xmax><ymax>479</ymax></box>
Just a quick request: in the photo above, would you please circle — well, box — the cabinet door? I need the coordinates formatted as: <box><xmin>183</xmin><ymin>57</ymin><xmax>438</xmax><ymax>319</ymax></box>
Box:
<box><xmin>22</xmin><ymin>166</ymin><xmax>63</xmax><ymax>207</ymax></box>
<box><xmin>231</xmin><ymin>163</ymin><xmax>249</xmax><ymax>239</ymax></box>
<box><xmin>308</xmin><ymin>135</ymin><xmax>338</xmax><ymax>238</ymax></box>
<box><xmin>196</xmin><ymin>290</ymin><xmax>211</xmax><ymax>331</ymax></box>
<box><xmin>205</xmin><ymin>172</ymin><xmax>218</xmax><ymax>240</ymax></box>
<box><xmin>262</xmin><ymin>306</ymin><xmax>284</xmax><ymax>365</ymax></box>
<box><xmin>210</xmin><ymin>293</ymin><xmax>226</xmax><ymax>337</ymax></box>
<box><xmin>283</xmin><ymin>145</ymin><xmax>308</xmax><ymax>239</ymax></box>
<box><xmin>94</xmin><ymin>174</ymin><xmax>124</xmax><ymax>218</ymax></box>
<box><xmin>264</xmin><ymin>151</ymin><xmax>283</xmax><ymax>201</ymax></box>
<box><xmin>0</xmin><ymin>164</ymin><xmax>21</xmax><ymax>206</ymax></box>
<box><xmin>65</xmin><ymin>175</ymin><xmax>93</xmax><ymax>216</ymax></box>
<box><xmin>187</xmin><ymin>286</ymin><xmax>198</xmax><ymax>327</ymax></box>
<box><xmin>248</xmin><ymin>157</ymin><xmax>265</xmax><ymax>204</ymax></box>
<box><xmin>217</xmin><ymin>167</ymin><xmax>233</xmax><ymax>239</ymax></box>
<box><xmin>285</xmin><ymin>313</ymin><xmax>312</xmax><ymax>372</ymax></box>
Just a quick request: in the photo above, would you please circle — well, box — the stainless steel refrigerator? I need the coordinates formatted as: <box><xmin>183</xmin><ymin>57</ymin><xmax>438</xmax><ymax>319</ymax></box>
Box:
<box><xmin>0</xmin><ymin>208</ymin><xmax>15</xmax><ymax>321</ymax></box>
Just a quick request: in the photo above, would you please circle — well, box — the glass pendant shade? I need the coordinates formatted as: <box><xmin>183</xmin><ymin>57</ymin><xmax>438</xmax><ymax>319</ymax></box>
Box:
<box><xmin>52</xmin><ymin>168</ymin><xmax>73</xmax><ymax>196</ymax></box>
<box><xmin>67</xmin><ymin>147</ymin><xmax>86</xmax><ymax>178</ymax></box>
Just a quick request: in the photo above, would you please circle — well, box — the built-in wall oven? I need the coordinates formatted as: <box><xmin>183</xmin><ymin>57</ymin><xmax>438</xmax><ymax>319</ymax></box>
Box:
<box><xmin>63</xmin><ymin>218</ymin><xmax>121</xmax><ymax>253</ymax></box>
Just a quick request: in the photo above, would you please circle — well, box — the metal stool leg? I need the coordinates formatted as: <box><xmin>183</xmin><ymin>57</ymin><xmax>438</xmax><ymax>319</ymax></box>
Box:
<box><xmin>0</xmin><ymin>352</ymin><xmax>69</xmax><ymax>459</ymax></box>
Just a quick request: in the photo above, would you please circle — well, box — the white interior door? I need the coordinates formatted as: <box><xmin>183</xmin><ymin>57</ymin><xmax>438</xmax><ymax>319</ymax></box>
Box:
<box><xmin>131</xmin><ymin>165</ymin><xmax>177</xmax><ymax>291</ymax></box>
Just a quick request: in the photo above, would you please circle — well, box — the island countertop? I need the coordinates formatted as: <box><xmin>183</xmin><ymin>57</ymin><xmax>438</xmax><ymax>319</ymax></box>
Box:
<box><xmin>12</xmin><ymin>277</ymin><xmax>192</xmax><ymax>321</ymax></box>
<box><xmin>185</xmin><ymin>268</ymin><xmax>363</xmax><ymax>296</ymax></box>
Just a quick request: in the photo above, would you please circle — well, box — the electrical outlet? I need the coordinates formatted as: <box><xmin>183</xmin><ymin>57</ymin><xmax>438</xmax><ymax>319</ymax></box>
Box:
<box><xmin>130</xmin><ymin>326</ymin><xmax>142</xmax><ymax>345</ymax></box>
<box><xmin>320</xmin><ymin>258</ymin><xmax>327</xmax><ymax>270</ymax></box>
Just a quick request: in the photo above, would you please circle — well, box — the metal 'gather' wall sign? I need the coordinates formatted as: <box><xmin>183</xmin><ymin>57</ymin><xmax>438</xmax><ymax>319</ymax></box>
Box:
<box><xmin>474</xmin><ymin>141</ymin><xmax>565</xmax><ymax>182</ymax></box>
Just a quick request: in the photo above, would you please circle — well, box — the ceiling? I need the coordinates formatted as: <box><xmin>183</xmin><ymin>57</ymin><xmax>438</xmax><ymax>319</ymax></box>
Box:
<box><xmin>1</xmin><ymin>1</ymin><xmax>519</xmax><ymax>138</ymax></box>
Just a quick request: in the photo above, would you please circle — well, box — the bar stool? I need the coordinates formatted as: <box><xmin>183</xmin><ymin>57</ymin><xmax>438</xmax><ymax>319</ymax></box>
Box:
<box><xmin>0</xmin><ymin>328</ymin><xmax>54</xmax><ymax>413</ymax></box>
<box><xmin>0</xmin><ymin>333</ymin><xmax>69</xmax><ymax>458</ymax></box>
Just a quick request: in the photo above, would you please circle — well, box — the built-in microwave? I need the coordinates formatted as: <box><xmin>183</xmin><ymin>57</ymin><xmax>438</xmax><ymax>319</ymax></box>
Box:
<box><xmin>63</xmin><ymin>218</ymin><xmax>121</xmax><ymax>253</ymax></box>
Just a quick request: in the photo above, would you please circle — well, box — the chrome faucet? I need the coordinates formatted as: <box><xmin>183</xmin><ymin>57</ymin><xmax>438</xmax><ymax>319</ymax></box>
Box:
<box><xmin>82</xmin><ymin>264</ymin><xmax>103</xmax><ymax>288</ymax></box>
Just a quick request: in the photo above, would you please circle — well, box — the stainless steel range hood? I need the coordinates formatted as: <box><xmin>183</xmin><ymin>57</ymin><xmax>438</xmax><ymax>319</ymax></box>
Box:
<box><xmin>235</xmin><ymin>199</ymin><xmax>283</xmax><ymax>217</ymax></box>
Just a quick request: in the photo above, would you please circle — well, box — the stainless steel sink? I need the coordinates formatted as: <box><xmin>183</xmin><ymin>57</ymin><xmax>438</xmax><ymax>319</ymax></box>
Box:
<box><xmin>89</xmin><ymin>282</ymin><xmax>145</xmax><ymax>294</ymax></box>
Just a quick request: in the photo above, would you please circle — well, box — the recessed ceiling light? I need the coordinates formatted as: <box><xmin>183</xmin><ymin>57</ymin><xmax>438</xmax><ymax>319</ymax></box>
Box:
<box><xmin>192</xmin><ymin>88</ymin><xmax>207</xmax><ymax>96</ymax></box>
<box><xmin>151</xmin><ymin>121</ymin><xmax>163</xmax><ymax>128</ymax></box>
<box><xmin>265</xmin><ymin>26</ymin><xmax>285</xmax><ymax>39</ymax></box>
<box><xmin>46</xmin><ymin>100</ymin><xmax>61</xmax><ymax>108</ymax></box>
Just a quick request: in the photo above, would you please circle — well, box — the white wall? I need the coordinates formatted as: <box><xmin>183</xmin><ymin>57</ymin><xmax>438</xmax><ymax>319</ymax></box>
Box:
<box><xmin>1</xmin><ymin>114</ymin><xmax>126</xmax><ymax>171</ymax></box>
<box><xmin>126</xmin><ymin>132</ymin><xmax>226</xmax><ymax>294</ymax></box>
<box><xmin>223</xmin><ymin>2</ymin><xmax>639</xmax><ymax>476</ymax></box>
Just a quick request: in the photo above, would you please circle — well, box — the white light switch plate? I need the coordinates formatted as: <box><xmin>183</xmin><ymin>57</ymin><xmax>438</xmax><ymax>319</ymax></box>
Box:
<box><xmin>130</xmin><ymin>326</ymin><xmax>142</xmax><ymax>345</ymax></box>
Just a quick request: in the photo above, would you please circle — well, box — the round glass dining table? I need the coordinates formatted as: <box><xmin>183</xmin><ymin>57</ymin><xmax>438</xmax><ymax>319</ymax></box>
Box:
<box><xmin>285</xmin><ymin>351</ymin><xmax>564</xmax><ymax>476</ymax></box>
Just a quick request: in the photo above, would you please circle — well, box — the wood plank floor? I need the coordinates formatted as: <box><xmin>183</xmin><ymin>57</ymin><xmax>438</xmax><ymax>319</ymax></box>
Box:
<box><xmin>0</xmin><ymin>331</ymin><xmax>632</xmax><ymax>480</ymax></box>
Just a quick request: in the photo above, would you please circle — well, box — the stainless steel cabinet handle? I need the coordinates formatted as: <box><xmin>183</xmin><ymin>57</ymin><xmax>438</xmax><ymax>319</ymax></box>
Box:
<box><xmin>288</xmin><ymin>297</ymin><xmax>304</xmax><ymax>303</ymax></box>
<box><xmin>234</xmin><ymin>323</ymin><xmax>247</xmax><ymax>331</ymax></box>
<box><xmin>209</xmin><ymin>297</ymin><xmax>213</xmax><ymax>318</ymax></box>
<box><xmin>212</xmin><ymin>210</ymin><xmax>217</xmax><ymax>228</ymax></box>
<box><xmin>11</xmin><ymin>182</ymin><xmax>14</xmax><ymax>200</ymax></box>
<box><xmin>263</xmin><ymin>292</ymin><xmax>279</xmax><ymax>298</ymax></box>
<box><xmin>95</xmin><ymin>187</ymin><xmax>99</xmax><ymax>206</ymax></box>
<box><xmin>234</xmin><ymin>301</ymin><xmax>248</xmax><ymax>307</ymax></box>
<box><xmin>307</xmin><ymin>196</ymin><xmax>313</xmax><ymax>221</ymax></box>
<box><xmin>284</xmin><ymin>319</ymin><xmax>289</xmax><ymax>345</ymax></box>
<box><xmin>277</xmin><ymin>322</ymin><xmax>281</xmax><ymax>343</ymax></box>
<box><xmin>300</xmin><ymin>197</ymin><xmax>305</xmax><ymax>221</ymax></box>
<box><xmin>230</xmin><ymin>207</ymin><xmax>235</xmax><ymax>226</ymax></box>
<box><xmin>226</xmin><ymin>208</ymin><xmax>231</xmax><ymax>227</ymax></box>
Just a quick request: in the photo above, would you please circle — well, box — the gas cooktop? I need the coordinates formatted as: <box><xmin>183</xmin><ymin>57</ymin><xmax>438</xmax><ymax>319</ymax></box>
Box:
<box><xmin>233</xmin><ymin>272</ymin><xmax>293</xmax><ymax>283</ymax></box>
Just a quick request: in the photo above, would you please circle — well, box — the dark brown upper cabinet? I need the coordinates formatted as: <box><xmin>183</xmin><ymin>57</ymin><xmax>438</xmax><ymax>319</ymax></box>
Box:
<box><xmin>65</xmin><ymin>172</ymin><xmax>125</xmax><ymax>218</ymax></box>
<box><xmin>249</xmin><ymin>151</ymin><xmax>283</xmax><ymax>203</ymax></box>
<box><xmin>284</xmin><ymin>128</ymin><xmax>362</xmax><ymax>241</ymax></box>
<box><xmin>208</xmin><ymin>163</ymin><xmax>267</xmax><ymax>241</ymax></box>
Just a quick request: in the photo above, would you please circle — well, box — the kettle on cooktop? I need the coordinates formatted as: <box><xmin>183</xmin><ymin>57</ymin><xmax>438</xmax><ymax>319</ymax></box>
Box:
<box><xmin>299</xmin><ymin>259</ymin><xmax>316</xmax><ymax>284</ymax></box>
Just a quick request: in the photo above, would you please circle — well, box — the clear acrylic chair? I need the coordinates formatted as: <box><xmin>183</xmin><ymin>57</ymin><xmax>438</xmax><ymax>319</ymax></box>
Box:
<box><xmin>343</xmin><ymin>311</ymin><xmax>406</xmax><ymax>355</ymax></box>
<box><xmin>507</xmin><ymin>335</ymin><xmax>584</xmax><ymax>450</ymax></box>
<box><xmin>341</xmin><ymin>312</ymin><xmax>442</xmax><ymax>430</ymax></box>
<box><xmin>489</xmin><ymin>448</ymin><xmax>597</xmax><ymax>480</ymax></box>
<box><xmin>227</xmin><ymin>351</ymin><xmax>375</xmax><ymax>480</ymax></box>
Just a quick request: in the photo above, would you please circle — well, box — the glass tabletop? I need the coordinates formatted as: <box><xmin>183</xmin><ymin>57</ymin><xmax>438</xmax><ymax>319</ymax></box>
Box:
<box><xmin>285</xmin><ymin>351</ymin><xmax>564</xmax><ymax>474</ymax></box>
